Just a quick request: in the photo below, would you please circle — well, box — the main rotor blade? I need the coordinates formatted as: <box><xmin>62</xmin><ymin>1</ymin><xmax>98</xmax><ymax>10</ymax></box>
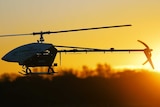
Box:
<box><xmin>49</xmin><ymin>24</ymin><xmax>131</xmax><ymax>34</ymax></box>
<box><xmin>0</xmin><ymin>24</ymin><xmax>131</xmax><ymax>37</ymax></box>
<box><xmin>0</xmin><ymin>33</ymin><xmax>33</xmax><ymax>37</ymax></box>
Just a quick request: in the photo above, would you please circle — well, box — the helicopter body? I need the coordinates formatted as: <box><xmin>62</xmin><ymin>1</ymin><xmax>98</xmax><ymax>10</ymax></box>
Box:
<box><xmin>2</xmin><ymin>43</ymin><xmax>57</xmax><ymax>74</ymax></box>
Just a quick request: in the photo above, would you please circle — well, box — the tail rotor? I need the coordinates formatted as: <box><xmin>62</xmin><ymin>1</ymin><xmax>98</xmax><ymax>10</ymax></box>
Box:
<box><xmin>138</xmin><ymin>40</ymin><xmax>154</xmax><ymax>69</ymax></box>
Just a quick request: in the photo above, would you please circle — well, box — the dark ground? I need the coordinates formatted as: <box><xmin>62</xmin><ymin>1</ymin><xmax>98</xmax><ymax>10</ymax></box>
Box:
<box><xmin>1</xmin><ymin>66</ymin><xmax>160</xmax><ymax>107</ymax></box>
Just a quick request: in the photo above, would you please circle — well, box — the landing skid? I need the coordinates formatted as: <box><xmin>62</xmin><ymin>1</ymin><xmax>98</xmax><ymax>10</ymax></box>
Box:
<box><xmin>19</xmin><ymin>66</ymin><xmax>57</xmax><ymax>75</ymax></box>
<box><xmin>18</xmin><ymin>71</ymin><xmax>57</xmax><ymax>75</ymax></box>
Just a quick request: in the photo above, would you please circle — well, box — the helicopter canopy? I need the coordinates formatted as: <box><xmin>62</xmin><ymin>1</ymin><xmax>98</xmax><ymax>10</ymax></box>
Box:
<box><xmin>2</xmin><ymin>43</ymin><xmax>56</xmax><ymax>64</ymax></box>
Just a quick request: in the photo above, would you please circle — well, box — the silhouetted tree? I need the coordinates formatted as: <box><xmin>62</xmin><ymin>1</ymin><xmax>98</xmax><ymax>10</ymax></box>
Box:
<box><xmin>1</xmin><ymin>66</ymin><xmax>160</xmax><ymax>107</ymax></box>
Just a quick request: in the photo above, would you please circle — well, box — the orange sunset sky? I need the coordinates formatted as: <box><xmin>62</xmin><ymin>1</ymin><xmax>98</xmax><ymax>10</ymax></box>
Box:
<box><xmin>1</xmin><ymin>0</ymin><xmax>160</xmax><ymax>74</ymax></box>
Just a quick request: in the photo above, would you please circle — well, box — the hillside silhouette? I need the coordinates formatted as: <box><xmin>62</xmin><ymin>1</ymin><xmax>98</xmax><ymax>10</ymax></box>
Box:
<box><xmin>1</xmin><ymin>64</ymin><xmax>160</xmax><ymax>107</ymax></box>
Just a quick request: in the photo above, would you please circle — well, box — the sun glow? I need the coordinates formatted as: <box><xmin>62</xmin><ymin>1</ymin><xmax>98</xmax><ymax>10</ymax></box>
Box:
<box><xmin>152</xmin><ymin>58</ymin><xmax>160</xmax><ymax>72</ymax></box>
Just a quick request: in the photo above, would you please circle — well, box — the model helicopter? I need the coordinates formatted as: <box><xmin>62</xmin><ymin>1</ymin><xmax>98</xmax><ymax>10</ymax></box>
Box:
<box><xmin>0</xmin><ymin>24</ymin><xmax>154</xmax><ymax>75</ymax></box>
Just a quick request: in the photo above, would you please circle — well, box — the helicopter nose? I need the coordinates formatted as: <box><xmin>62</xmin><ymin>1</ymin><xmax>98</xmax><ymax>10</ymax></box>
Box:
<box><xmin>1</xmin><ymin>53</ymin><xmax>16</xmax><ymax>62</ymax></box>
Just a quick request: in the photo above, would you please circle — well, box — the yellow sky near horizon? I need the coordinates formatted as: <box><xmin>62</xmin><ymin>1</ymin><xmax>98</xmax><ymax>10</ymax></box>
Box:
<box><xmin>1</xmin><ymin>0</ymin><xmax>160</xmax><ymax>74</ymax></box>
